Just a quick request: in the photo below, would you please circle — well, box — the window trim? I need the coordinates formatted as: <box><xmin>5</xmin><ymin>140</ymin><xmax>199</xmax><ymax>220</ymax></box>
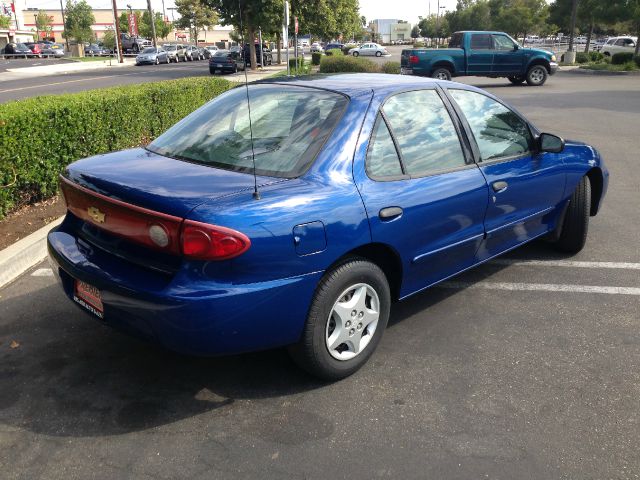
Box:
<box><xmin>368</xmin><ymin>87</ymin><xmax>473</xmax><ymax>181</ymax></box>
<box><xmin>442</xmin><ymin>87</ymin><xmax>538</xmax><ymax>165</ymax></box>
<box><xmin>365</xmin><ymin>113</ymin><xmax>409</xmax><ymax>182</ymax></box>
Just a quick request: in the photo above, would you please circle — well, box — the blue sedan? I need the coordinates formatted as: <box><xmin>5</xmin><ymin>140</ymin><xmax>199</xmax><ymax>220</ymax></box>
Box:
<box><xmin>47</xmin><ymin>74</ymin><xmax>608</xmax><ymax>379</ymax></box>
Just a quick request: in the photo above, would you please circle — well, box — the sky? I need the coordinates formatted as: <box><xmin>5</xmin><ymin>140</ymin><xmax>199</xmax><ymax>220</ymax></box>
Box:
<box><xmin>21</xmin><ymin>0</ymin><xmax>459</xmax><ymax>26</ymax></box>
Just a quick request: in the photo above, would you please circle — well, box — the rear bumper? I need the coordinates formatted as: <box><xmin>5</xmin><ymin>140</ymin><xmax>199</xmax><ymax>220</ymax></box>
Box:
<box><xmin>47</xmin><ymin>220</ymin><xmax>321</xmax><ymax>356</ymax></box>
<box><xmin>549</xmin><ymin>62</ymin><xmax>559</xmax><ymax>75</ymax></box>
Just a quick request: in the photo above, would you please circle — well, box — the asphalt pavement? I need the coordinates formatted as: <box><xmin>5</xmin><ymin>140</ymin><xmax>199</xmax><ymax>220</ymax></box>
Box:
<box><xmin>1</xmin><ymin>74</ymin><xmax>639</xmax><ymax>479</ymax></box>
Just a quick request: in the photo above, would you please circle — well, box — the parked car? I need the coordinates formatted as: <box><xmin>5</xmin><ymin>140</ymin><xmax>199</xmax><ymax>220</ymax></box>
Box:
<box><xmin>84</xmin><ymin>43</ymin><xmax>111</xmax><ymax>57</ymax></box>
<box><xmin>23</xmin><ymin>42</ymin><xmax>43</xmax><ymax>56</ymax></box>
<box><xmin>163</xmin><ymin>44</ymin><xmax>187</xmax><ymax>62</ymax></box>
<box><xmin>209</xmin><ymin>49</ymin><xmax>245</xmax><ymax>73</ymax></box>
<box><xmin>48</xmin><ymin>74</ymin><xmax>607</xmax><ymax>380</ymax></box>
<box><xmin>349</xmin><ymin>42</ymin><xmax>388</xmax><ymax>57</ymax></box>
<box><xmin>601</xmin><ymin>36</ymin><xmax>637</xmax><ymax>56</ymax></box>
<box><xmin>136</xmin><ymin>47</ymin><xmax>169</xmax><ymax>65</ymax></box>
<box><xmin>40</xmin><ymin>43</ymin><xmax>65</xmax><ymax>58</ymax></box>
<box><xmin>120</xmin><ymin>33</ymin><xmax>152</xmax><ymax>53</ymax></box>
<box><xmin>2</xmin><ymin>43</ymin><xmax>38</xmax><ymax>58</ymax></box>
<box><xmin>184</xmin><ymin>45</ymin><xmax>202</xmax><ymax>61</ymax></box>
<box><xmin>310</xmin><ymin>42</ymin><xmax>324</xmax><ymax>53</ymax></box>
<box><xmin>401</xmin><ymin>31</ymin><xmax>558</xmax><ymax>86</ymax></box>
<box><xmin>325</xmin><ymin>43</ymin><xmax>344</xmax><ymax>51</ymax></box>
<box><xmin>199</xmin><ymin>46</ymin><xmax>212</xmax><ymax>59</ymax></box>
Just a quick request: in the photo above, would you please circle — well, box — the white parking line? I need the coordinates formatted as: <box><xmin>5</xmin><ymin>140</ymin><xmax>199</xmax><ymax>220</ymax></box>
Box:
<box><xmin>31</xmin><ymin>268</ymin><xmax>53</xmax><ymax>277</ymax></box>
<box><xmin>490</xmin><ymin>259</ymin><xmax>640</xmax><ymax>270</ymax></box>
<box><xmin>439</xmin><ymin>281</ymin><xmax>640</xmax><ymax>296</ymax></box>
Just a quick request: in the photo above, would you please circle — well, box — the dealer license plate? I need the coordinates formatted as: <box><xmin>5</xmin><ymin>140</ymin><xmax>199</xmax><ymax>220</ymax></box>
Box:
<box><xmin>73</xmin><ymin>280</ymin><xmax>104</xmax><ymax>319</ymax></box>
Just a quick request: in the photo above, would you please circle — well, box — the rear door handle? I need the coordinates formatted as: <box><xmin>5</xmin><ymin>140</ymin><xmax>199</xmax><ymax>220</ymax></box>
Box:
<box><xmin>492</xmin><ymin>181</ymin><xmax>508</xmax><ymax>193</ymax></box>
<box><xmin>379</xmin><ymin>207</ymin><xmax>403</xmax><ymax>221</ymax></box>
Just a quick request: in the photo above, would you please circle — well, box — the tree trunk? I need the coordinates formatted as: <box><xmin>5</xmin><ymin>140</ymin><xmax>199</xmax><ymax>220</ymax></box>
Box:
<box><xmin>276</xmin><ymin>31</ymin><xmax>282</xmax><ymax>64</ymax></box>
<box><xmin>636</xmin><ymin>23</ymin><xmax>640</xmax><ymax>56</ymax></box>
<box><xmin>585</xmin><ymin>18</ymin><xmax>593</xmax><ymax>53</ymax></box>
<box><xmin>248</xmin><ymin>24</ymin><xmax>257</xmax><ymax>70</ymax></box>
<box><xmin>522</xmin><ymin>31</ymin><xmax>527</xmax><ymax>47</ymax></box>
<box><xmin>568</xmin><ymin>0</ymin><xmax>579</xmax><ymax>52</ymax></box>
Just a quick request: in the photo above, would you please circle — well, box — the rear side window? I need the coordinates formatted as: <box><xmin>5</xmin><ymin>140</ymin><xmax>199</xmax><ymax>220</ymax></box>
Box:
<box><xmin>470</xmin><ymin>34</ymin><xmax>492</xmax><ymax>50</ymax></box>
<box><xmin>449</xmin><ymin>33</ymin><xmax>463</xmax><ymax>48</ymax></box>
<box><xmin>382</xmin><ymin>90</ymin><xmax>466</xmax><ymax>176</ymax></box>
<box><xmin>449</xmin><ymin>89</ymin><xmax>532</xmax><ymax>161</ymax></box>
<box><xmin>147</xmin><ymin>85</ymin><xmax>348</xmax><ymax>178</ymax></box>
<box><xmin>366</xmin><ymin>115</ymin><xmax>403</xmax><ymax>178</ymax></box>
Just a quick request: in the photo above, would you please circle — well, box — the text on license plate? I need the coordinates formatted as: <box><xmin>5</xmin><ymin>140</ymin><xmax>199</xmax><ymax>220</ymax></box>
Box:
<box><xmin>73</xmin><ymin>280</ymin><xmax>104</xmax><ymax>319</ymax></box>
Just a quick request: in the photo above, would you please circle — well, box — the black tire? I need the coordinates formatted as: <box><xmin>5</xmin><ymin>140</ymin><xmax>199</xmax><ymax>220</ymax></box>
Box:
<box><xmin>431</xmin><ymin>67</ymin><xmax>452</xmax><ymax>81</ymax></box>
<box><xmin>233</xmin><ymin>64</ymin><xmax>238</xmax><ymax>73</ymax></box>
<box><xmin>155</xmin><ymin>57</ymin><xmax>159</xmax><ymax>65</ymax></box>
<box><xmin>133</xmin><ymin>44</ymin><xmax>139</xmax><ymax>53</ymax></box>
<box><xmin>288</xmin><ymin>257</ymin><xmax>391</xmax><ymax>380</ymax></box>
<box><xmin>209</xmin><ymin>68</ymin><xmax>216</xmax><ymax>75</ymax></box>
<box><xmin>525</xmin><ymin>64</ymin><xmax>548</xmax><ymax>86</ymax></box>
<box><xmin>375</xmin><ymin>51</ymin><xmax>382</xmax><ymax>57</ymax></box>
<box><xmin>508</xmin><ymin>75</ymin><xmax>526</xmax><ymax>84</ymax></box>
<box><xmin>552</xmin><ymin>175</ymin><xmax>591</xmax><ymax>253</ymax></box>
<box><xmin>352</xmin><ymin>51</ymin><xmax>359</xmax><ymax>57</ymax></box>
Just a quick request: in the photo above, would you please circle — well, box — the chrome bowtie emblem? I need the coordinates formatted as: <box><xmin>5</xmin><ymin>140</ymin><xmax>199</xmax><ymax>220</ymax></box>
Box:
<box><xmin>87</xmin><ymin>206</ymin><xmax>106</xmax><ymax>224</ymax></box>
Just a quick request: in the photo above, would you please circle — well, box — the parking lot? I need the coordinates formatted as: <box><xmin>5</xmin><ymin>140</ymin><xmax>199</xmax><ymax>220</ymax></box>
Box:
<box><xmin>0</xmin><ymin>73</ymin><xmax>639</xmax><ymax>479</ymax></box>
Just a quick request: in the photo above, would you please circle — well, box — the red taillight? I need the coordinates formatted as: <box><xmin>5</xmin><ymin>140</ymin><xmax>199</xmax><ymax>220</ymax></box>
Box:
<box><xmin>409</xmin><ymin>55</ymin><xmax>419</xmax><ymax>64</ymax></box>
<box><xmin>181</xmin><ymin>220</ymin><xmax>251</xmax><ymax>260</ymax></box>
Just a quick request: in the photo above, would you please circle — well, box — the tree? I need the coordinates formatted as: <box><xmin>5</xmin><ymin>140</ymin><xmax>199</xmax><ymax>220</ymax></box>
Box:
<box><xmin>102</xmin><ymin>29</ymin><xmax>116</xmax><ymax>50</ymax></box>
<box><xmin>411</xmin><ymin>25</ymin><xmax>420</xmax><ymax>38</ymax></box>
<box><xmin>35</xmin><ymin>10</ymin><xmax>54</xmax><ymax>38</ymax></box>
<box><xmin>174</xmin><ymin>0</ymin><xmax>219</xmax><ymax>43</ymax></box>
<box><xmin>626</xmin><ymin>0</ymin><xmax>640</xmax><ymax>54</ymax></box>
<box><xmin>140</xmin><ymin>11</ymin><xmax>171</xmax><ymax>40</ymax></box>
<box><xmin>493</xmin><ymin>0</ymin><xmax>548</xmax><ymax>41</ymax></box>
<box><xmin>63</xmin><ymin>0</ymin><xmax>95</xmax><ymax>44</ymax></box>
<box><xmin>0</xmin><ymin>16</ymin><xmax>10</xmax><ymax>29</ymax></box>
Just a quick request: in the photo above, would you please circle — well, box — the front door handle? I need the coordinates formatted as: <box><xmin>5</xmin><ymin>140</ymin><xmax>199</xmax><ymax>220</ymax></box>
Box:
<box><xmin>379</xmin><ymin>206</ymin><xmax>403</xmax><ymax>221</ymax></box>
<box><xmin>492</xmin><ymin>181</ymin><xmax>508</xmax><ymax>193</ymax></box>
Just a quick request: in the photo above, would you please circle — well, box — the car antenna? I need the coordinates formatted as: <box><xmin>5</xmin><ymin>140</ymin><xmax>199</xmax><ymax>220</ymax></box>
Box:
<box><xmin>237</xmin><ymin>0</ymin><xmax>260</xmax><ymax>200</ymax></box>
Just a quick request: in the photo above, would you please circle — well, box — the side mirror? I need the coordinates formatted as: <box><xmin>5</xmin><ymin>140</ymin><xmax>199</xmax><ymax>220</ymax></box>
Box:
<box><xmin>539</xmin><ymin>133</ymin><xmax>565</xmax><ymax>153</ymax></box>
<box><xmin>513</xmin><ymin>44</ymin><xmax>519</xmax><ymax>50</ymax></box>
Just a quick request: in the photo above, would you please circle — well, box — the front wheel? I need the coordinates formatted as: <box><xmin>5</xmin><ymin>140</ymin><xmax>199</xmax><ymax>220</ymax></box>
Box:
<box><xmin>352</xmin><ymin>51</ymin><xmax>359</xmax><ymax>57</ymax></box>
<box><xmin>551</xmin><ymin>175</ymin><xmax>591</xmax><ymax>253</ymax></box>
<box><xmin>508</xmin><ymin>75</ymin><xmax>526</xmax><ymax>84</ymax></box>
<box><xmin>155</xmin><ymin>57</ymin><xmax>159</xmax><ymax>65</ymax></box>
<box><xmin>431</xmin><ymin>67</ymin><xmax>452</xmax><ymax>81</ymax></box>
<box><xmin>526</xmin><ymin>65</ymin><xmax>548</xmax><ymax>86</ymax></box>
<box><xmin>288</xmin><ymin>258</ymin><xmax>391</xmax><ymax>380</ymax></box>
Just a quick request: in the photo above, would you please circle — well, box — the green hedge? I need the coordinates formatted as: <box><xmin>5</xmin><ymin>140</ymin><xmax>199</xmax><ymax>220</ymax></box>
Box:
<box><xmin>575</xmin><ymin>52</ymin><xmax>590</xmax><ymax>64</ymax></box>
<box><xmin>289</xmin><ymin>56</ymin><xmax>305</xmax><ymax>69</ymax></box>
<box><xmin>634</xmin><ymin>55</ymin><xmax>640</xmax><ymax>68</ymax></box>
<box><xmin>325</xmin><ymin>48</ymin><xmax>343</xmax><ymax>56</ymax></box>
<box><xmin>311</xmin><ymin>52</ymin><xmax>322</xmax><ymax>65</ymax></box>
<box><xmin>612</xmin><ymin>52</ymin><xmax>634</xmax><ymax>65</ymax></box>
<box><xmin>589</xmin><ymin>51</ymin><xmax>604</xmax><ymax>62</ymax></box>
<box><xmin>0</xmin><ymin>76</ymin><xmax>234</xmax><ymax>219</ymax></box>
<box><xmin>319</xmin><ymin>55</ymin><xmax>380</xmax><ymax>73</ymax></box>
<box><xmin>382</xmin><ymin>61</ymin><xmax>401</xmax><ymax>74</ymax></box>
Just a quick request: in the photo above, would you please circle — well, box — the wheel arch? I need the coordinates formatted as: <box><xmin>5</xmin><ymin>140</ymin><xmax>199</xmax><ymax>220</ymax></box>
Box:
<box><xmin>585</xmin><ymin>167</ymin><xmax>604</xmax><ymax>216</ymax></box>
<box><xmin>431</xmin><ymin>60</ymin><xmax>455</xmax><ymax>74</ymax></box>
<box><xmin>527</xmin><ymin>57</ymin><xmax>551</xmax><ymax>73</ymax></box>
<box><xmin>329</xmin><ymin>243</ymin><xmax>403</xmax><ymax>301</ymax></box>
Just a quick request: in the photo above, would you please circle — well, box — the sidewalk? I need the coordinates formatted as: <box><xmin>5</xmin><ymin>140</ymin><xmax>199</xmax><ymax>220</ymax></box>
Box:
<box><xmin>1</xmin><ymin>58</ymin><xmax>137</xmax><ymax>81</ymax></box>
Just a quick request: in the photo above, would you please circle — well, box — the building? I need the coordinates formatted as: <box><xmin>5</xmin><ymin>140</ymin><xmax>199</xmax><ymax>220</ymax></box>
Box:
<box><xmin>368</xmin><ymin>19</ymin><xmax>412</xmax><ymax>44</ymax></box>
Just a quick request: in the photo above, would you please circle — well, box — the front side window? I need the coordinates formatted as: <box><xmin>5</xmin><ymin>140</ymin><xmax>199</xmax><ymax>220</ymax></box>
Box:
<box><xmin>147</xmin><ymin>85</ymin><xmax>348</xmax><ymax>178</ymax></box>
<box><xmin>493</xmin><ymin>35</ymin><xmax>516</xmax><ymax>51</ymax></box>
<box><xmin>470</xmin><ymin>34</ymin><xmax>492</xmax><ymax>50</ymax></box>
<box><xmin>449</xmin><ymin>89</ymin><xmax>532</xmax><ymax>161</ymax></box>
<box><xmin>382</xmin><ymin>90</ymin><xmax>466</xmax><ymax>176</ymax></box>
<box><xmin>366</xmin><ymin>115</ymin><xmax>403</xmax><ymax>178</ymax></box>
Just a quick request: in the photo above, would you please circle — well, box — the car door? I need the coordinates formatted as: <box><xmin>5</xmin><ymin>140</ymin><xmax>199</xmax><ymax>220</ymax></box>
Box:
<box><xmin>467</xmin><ymin>33</ymin><xmax>494</xmax><ymax>74</ymax></box>
<box><xmin>353</xmin><ymin>88</ymin><xmax>490</xmax><ymax>297</ymax></box>
<box><xmin>491</xmin><ymin>34</ymin><xmax>524</xmax><ymax>75</ymax></box>
<box><xmin>445</xmin><ymin>88</ymin><xmax>567</xmax><ymax>261</ymax></box>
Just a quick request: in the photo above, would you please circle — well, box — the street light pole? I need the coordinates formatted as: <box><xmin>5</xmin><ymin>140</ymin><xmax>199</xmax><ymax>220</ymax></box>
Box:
<box><xmin>146</xmin><ymin>0</ymin><xmax>157</xmax><ymax>48</ymax></box>
<box><xmin>111</xmin><ymin>0</ymin><xmax>123</xmax><ymax>63</ymax></box>
<box><xmin>34</xmin><ymin>14</ymin><xmax>38</xmax><ymax>40</ymax></box>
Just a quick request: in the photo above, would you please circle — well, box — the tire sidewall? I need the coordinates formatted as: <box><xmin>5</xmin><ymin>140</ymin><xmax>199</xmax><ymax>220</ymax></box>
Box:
<box><xmin>526</xmin><ymin>65</ymin><xmax>548</xmax><ymax>86</ymax></box>
<box><xmin>432</xmin><ymin>67</ymin><xmax>452</xmax><ymax>81</ymax></box>
<box><xmin>297</xmin><ymin>259</ymin><xmax>391</xmax><ymax>379</ymax></box>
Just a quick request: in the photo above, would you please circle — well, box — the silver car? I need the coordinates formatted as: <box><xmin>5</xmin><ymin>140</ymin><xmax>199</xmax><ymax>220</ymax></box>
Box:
<box><xmin>163</xmin><ymin>44</ymin><xmax>187</xmax><ymax>62</ymax></box>
<box><xmin>135</xmin><ymin>47</ymin><xmax>169</xmax><ymax>65</ymax></box>
<box><xmin>349</xmin><ymin>42</ymin><xmax>388</xmax><ymax>57</ymax></box>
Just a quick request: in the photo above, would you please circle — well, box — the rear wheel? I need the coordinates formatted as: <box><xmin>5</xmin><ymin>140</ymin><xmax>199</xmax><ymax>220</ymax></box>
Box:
<box><xmin>155</xmin><ymin>57</ymin><xmax>159</xmax><ymax>65</ymax></box>
<box><xmin>288</xmin><ymin>258</ymin><xmax>390</xmax><ymax>380</ymax></box>
<box><xmin>352</xmin><ymin>51</ymin><xmax>359</xmax><ymax>57</ymax></box>
<box><xmin>508</xmin><ymin>75</ymin><xmax>526</xmax><ymax>84</ymax></box>
<box><xmin>526</xmin><ymin>64</ymin><xmax>548</xmax><ymax>86</ymax></box>
<box><xmin>431</xmin><ymin>67</ymin><xmax>452</xmax><ymax>81</ymax></box>
<box><xmin>375</xmin><ymin>51</ymin><xmax>382</xmax><ymax>57</ymax></box>
<box><xmin>209</xmin><ymin>67</ymin><xmax>216</xmax><ymax>75</ymax></box>
<box><xmin>551</xmin><ymin>175</ymin><xmax>591</xmax><ymax>253</ymax></box>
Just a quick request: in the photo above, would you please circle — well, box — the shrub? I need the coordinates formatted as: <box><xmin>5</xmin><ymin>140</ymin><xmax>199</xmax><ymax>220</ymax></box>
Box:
<box><xmin>342</xmin><ymin>43</ymin><xmax>358</xmax><ymax>55</ymax></box>
<box><xmin>311</xmin><ymin>52</ymin><xmax>322</xmax><ymax>65</ymax></box>
<box><xmin>0</xmin><ymin>77</ymin><xmax>234</xmax><ymax>219</ymax></box>
<box><xmin>382</xmin><ymin>61</ymin><xmax>401</xmax><ymax>74</ymax></box>
<box><xmin>634</xmin><ymin>55</ymin><xmax>640</xmax><ymax>68</ymax></box>
<box><xmin>319</xmin><ymin>55</ymin><xmax>380</xmax><ymax>73</ymax></box>
<box><xmin>289</xmin><ymin>56</ymin><xmax>304</xmax><ymax>69</ymax></box>
<box><xmin>611</xmin><ymin>52</ymin><xmax>634</xmax><ymax>65</ymax></box>
<box><xmin>622</xmin><ymin>61</ymin><xmax>636</xmax><ymax>71</ymax></box>
<box><xmin>325</xmin><ymin>48</ymin><xmax>343</xmax><ymax>56</ymax></box>
<box><xmin>589</xmin><ymin>51</ymin><xmax>604</xmax><ymax>62</ymax></box>
<box><xmin>575</xmin><ymin>52</ymin><xmax>590</xmax><ymax>64</ymax></box>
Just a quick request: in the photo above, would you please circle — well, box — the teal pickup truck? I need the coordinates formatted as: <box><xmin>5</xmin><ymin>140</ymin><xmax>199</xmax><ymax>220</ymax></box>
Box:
<box><xmin>401</xmin><ymin>31</ymin><xmax>558</xmax><ymax>86</ymax></box>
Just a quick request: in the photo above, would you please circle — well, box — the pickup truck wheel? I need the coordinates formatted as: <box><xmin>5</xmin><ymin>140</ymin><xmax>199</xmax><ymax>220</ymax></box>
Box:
<box><xmin>508</xmin><ymin>75</ymin><xmax>526</xmax><ymax>84</ymax></box>
<box><xmin>526</xmin><ymin>65</ymin><xmax>548</xmax><ymax>86</ymax></box>
<box><xmin>551</xmin><ymin>175</ymin><xmax>591</xmax><ymax>253</ymax></box>
<box><xmin>288</xmin><ymin>258</ymin><xmax>391</xmax><ymax>380</ymax></box>
<box><xmin>432</xmin><ymin>67</ymin><xmax>452</xmax><ymax>81</ymax></box>
<box><xmin>133</xmin><ymin>45</ymin><xmax>139</xmax><ymax>53</ymax></box>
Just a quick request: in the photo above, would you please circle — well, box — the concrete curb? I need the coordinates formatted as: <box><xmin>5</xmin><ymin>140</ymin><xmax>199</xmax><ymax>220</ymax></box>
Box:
<box><xmin>564</xmin><ymin>68</ymin><xmax>640</xmax><ymax>76</ymax></box>
<box><xmin>7</xmin><ymin>59</ymin><xmax>136</xmax><ymax>76</ymax></box>
<box><xmin>0</xmin><ymin>216</ymin><xmax>64</xmax><ymax>289</ymax></box>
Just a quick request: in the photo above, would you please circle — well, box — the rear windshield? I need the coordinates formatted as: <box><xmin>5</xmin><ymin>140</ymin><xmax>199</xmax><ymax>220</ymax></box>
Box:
<box><xmin>146</xmin><ymin>84</ymin><xmax>349</xmax><ymax>178</ymax></box>
<box><xmin>164</xmin><ymin>45</ymin><xmax>176</xmax><ymax>50</ymax></box>
<box><xmin>142</xmin><ymin>47</ymin><xmax>157</xmax><ymax>53</ymax></box>
<box><xmin>213</xmin><ymin>50</ymin><xmax>229</xmax><ymax>56</ymax></box>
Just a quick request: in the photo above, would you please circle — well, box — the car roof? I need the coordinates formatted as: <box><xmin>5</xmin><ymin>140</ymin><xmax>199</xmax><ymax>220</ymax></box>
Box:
<box><xmin>258</xmin><ymin>73</ymin><xmax>473</xmax><ymax>98</ymax></box>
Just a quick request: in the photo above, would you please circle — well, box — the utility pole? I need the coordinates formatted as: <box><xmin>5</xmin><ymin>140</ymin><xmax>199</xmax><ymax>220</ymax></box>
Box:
<box><xmin>147</xmin><ymin>0</ymin><xmax>157</xmax><ymax>48</ymax></box>
<box><xmin>284</xmin><ymin>0</ymin><xmax>290</xmax><ymax>76</ymax></box>
<box><xmin>34</xmin><ymin>14</ymin><xmax>38</xmax><ymax>40</ymax></box>
<box><xmin>111</xmin><ymin>0</ymin><xmax>123</xmax><ymax>63</ymax></box>
<box><xmin>59</xmin><ymin>0</ymin><xmax>69</xmax><ymax>51</ymax></box>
